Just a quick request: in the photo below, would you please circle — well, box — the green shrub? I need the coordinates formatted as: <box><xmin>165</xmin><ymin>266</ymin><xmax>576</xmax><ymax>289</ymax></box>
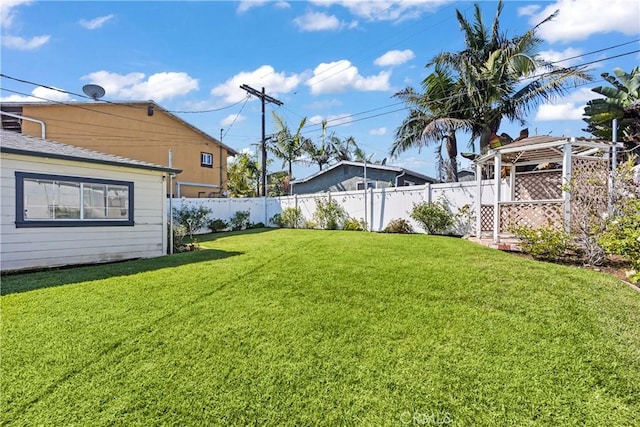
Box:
<box><xmin>410</xmin><ymin>201</ymin><xmax>454</xmax><ymax>234</ymax></box>
<box><xmin>172</xmin><ymin>203</ymin><xmax>212</xmax><ymax>239</ymax></box>
<box><xmin>230</xmin><ymin>210</ymin><xmax>251</xmax><ymax>231</ymax></box>
<box><xmin>270</xmin><ymin>213</ymin><xmax>282</xmax><ymax>227</ymax></box>
<box><xmin>251</xmin><ymin>222</ymin><xmax>266</xmax><ymax>229</ymax></box>
<box><xmin>382</xmin><ymin>218</ymin><xmax>414</xmax><ymax>234</ymax></box>
<box><xmin>305</xmin><ymin>219</ymin><xmax>318</xmax><ymax>229</ymax></box>
<box><xmin>343</xmin><ymin>217</ymin><xmax>367</xmax><ymax>231</ymax></box>
<box><xmin>599</xmin><ymin>196</ymin><xmax>640</xmax><ymax>282</ymax></box>
<box><xmin>208</xmin><ymin>218</ymin><xmax>228</xmax><ymax>233</ymax></box>
<box><xmin>510</xmin><ymin>222</ymin><xmax>574</xmax><ymax>261</ymax></box>
<box><xmin>313</xmin><ymin>198</ymin><xmax>347</xmax><ymax>230</ymax></box>
<box><xmin>271</xmin><ymin>207</ymin><xmax>304</xmax><ymax>228</ymax></box>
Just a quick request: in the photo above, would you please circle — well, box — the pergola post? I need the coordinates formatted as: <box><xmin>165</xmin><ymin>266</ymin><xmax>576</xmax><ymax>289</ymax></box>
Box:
<box><xmin>475</xmin><ymin>162</ymin><xmax>482</xmax><ymax>237</ymax></box>
<box><xmin>562</xmin><ymin>140</ymin><xmax>573</xmax><ymax>233</ymax></box>
<box><xmin>493</xmin><ymin>151</ymin><xmax>502</xmax><ymax>243</ymax></box>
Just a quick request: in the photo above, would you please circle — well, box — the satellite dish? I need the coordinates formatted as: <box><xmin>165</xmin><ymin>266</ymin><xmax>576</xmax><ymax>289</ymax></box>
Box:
<box><xmin>82</xmin><ymin>84</ymin><xmax>105</xmax><ymax>100</ymax></box>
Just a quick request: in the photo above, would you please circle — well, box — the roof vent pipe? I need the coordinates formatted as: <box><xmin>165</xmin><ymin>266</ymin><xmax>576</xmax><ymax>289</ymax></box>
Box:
<box><xmin>0</xmin><ymin>111</ymin><xmax>46</xmax><ymax>139</ymax></box>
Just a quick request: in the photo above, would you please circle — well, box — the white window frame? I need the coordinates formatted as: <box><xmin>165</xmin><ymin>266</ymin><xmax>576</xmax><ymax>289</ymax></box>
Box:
<box><xmin>201</xmin><ymin>152</ymin><xmax>213</xmax><ymax>168</ymax></box>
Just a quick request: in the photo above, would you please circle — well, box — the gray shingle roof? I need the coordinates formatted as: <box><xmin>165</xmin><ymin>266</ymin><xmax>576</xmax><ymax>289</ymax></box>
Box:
<box><xmin>0</xmin><ymin>129</ymin><xmax>181</xmax><ymax>174</ymax></box>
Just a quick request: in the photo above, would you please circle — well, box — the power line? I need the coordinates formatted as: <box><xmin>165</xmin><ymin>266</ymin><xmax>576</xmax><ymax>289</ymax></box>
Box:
<box><xmin>221</xmin><ymin>96</ymin><xmax>250</xmax><ymax>140</ymax></box>
<box><xmin>0</xmin><ymin>73</ymin><xmax>252</xmax><ymax>114</ymax></box>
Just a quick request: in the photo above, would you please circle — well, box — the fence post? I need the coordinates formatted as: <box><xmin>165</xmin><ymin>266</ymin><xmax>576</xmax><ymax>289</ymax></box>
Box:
<box><xmin>493</xmin><ymin>152</ymin><xmax>502</xmax><ymax>243</ymax></box>
<box><xmin>562</xmin><ymin>140</ymin><xmax>573</xmax><ymax>233</ymax></box>
<box><xmin>369</xmin><ymin>187</ymin><xmax>374</xmax><ymax>232</ymax></box>
<box><xmin>475</xmin><ymin>163</ymin><xmax>482</xmax><ymax>237</ymax></box>
<box><xmin>424</xmin><ymin>183</ymin><xmax>432</xmax><ymax>204</ymax></box>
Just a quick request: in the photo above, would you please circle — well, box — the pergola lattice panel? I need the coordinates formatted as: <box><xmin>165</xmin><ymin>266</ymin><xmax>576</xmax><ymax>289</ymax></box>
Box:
<box><xmin>570</xmin><ymin>157</ymin><xmax>609</xmax><ymax>232</ymax></box>
<box><xmin>499</xmin><ymin>202</ymin><xmax>563</xmax><ymax>232</ymax></box>
<box><xmin>480</xmin><ymin>205</ymin><xmax>493</xmax><ymax>232</ymax></box>
<box><xmin>514</xmin><ymin>171</ymin><xmax>562</xmax><ymax>201</ymax></box>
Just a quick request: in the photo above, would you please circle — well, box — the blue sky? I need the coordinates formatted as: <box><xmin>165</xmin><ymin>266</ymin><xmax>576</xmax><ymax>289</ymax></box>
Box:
<box><xmin>2</xmin><ymin>0</ymin><xmax>639</xmax><ymax>180</ymax></box>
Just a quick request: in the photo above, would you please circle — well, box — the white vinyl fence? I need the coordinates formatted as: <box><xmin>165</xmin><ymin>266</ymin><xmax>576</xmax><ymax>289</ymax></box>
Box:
<box><xmin>169</xmin><ymin>180</ymin><xmax>509</xmax><ymax>235</ymax></box>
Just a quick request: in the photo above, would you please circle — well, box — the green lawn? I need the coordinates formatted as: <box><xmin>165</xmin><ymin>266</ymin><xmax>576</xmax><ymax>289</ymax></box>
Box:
<box><xmin>2</xmin><ymin>229</ymin><xmax>639</xmax><ymax>426</ymax></box>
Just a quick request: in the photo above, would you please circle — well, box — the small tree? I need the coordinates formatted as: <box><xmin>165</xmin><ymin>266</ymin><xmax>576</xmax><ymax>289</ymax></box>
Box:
<box><xmin>272</xmin><ymin>207</ymin><xmax>304</xmax><ymax>228</ymax></box>
<box><xmin>230</xmin><ymin>210</ymin><xmax>251</xmax><ymax>231</ymax></box>
<box><xmin>410</xmin><ymin>200</ymin><xmax>454</xmax><ymax>234</ymax></box>
<box><xmin>173</xmin><ymin>203</ymin><xmax>212</xmax><ymax>241</ymax></box>
<box><xmin>313</xmin><ymin>198</ymin><xmax>347</xmax><ymax>230</ymax></box>
<box><xmin>598</xmin><ymin>158</ymin><xmax>640</xmax><ymax>282</ymax></box>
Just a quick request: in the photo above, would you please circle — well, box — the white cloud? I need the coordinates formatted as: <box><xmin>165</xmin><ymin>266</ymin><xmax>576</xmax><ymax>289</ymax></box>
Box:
<box><xmin>0</xmin><ymin>1</ymin><xmax>51</xmax><ymax>50</ymax></box>
<box><xmin>237</xmin><ymin>1</ymin><xmax>290</xmax><ymax>14</ymax></box>
<box><xmin>32</xmin><ymin>86</ymin><xmax>73</xmax><ymax>102</ymax></box>
<box><xmin>537</xmin><ymin>47</ymin><xmax>583</xmax><ymax>66</ymax></box>
<box><xmin>237</xmin><ymin>0</ymin><xmax>269</xmax><ymax>14</ymax></box>
<box><xmin>221</xmin><ymin>114</ymin><xmax>246</xmax><ymax>127</ymax></box>
<box><xmin>309</xmin><ymin>115</ymin><xmax>324</xmax><ymax>125</ymax></box>
<box><xmin>310</xmin><ymin>0</ymin><xmax>447</xmax><ymax>22</ymax></box>
<box><xmin>305</xmin><ymin>99</ymin><xmax>343</xmax><ymax>110</ymax></box>
<box><xmin>306</xmin><ymin>60</ymin><xmax>391</xmax><ymax>94</ymax></box>
<box><xmin>524</xmin><ymin>0</ymin><xmax>640</xmax><ymax>43</ymax></box>
<box><xmin>82</xmin><ymin>71</ymin><xmax>199</xmax><ymax>101</ymax></box>
<box><xmin>370</xmin><ymin>127</ymin><xmax>386</xmax><ymax>136</ymax></box>
<box><xmin>517</xmin><ymin>5</ymin><xmax>541</xmax><ymax>16</ymax></box>
<box><xmin>0</xmin><ymin>85</ymin><xmax>73</xmax><ymax>102</ymax></box>
<box><xmin>309</xmin><ymin>113</ymin><xmax>353</xmax><ymax>127</ymax></box>
<box><xmin>562</xmin><ymin>87</ymin><xmax>604</xmax><ymax>104</ymax></box>
<box><xmin>79</xmin><ymin>14</ymin><xmax>114</xmax><ymax>30</ymax></box>
<box><xmin>325</xmin><ymin>113</ymin><xmax>353</xmax><ymax>126</ymax></box>
<box><xmin>211</xmin><ymin>65</ymin><xmax>303</xmax><ymax>103</ymax></box>
<box><xmin>374</xmin><ymin>49</ymin><xmax>415</xmax><ymax>67</ymax></box>
<box><xmin>535</xmin><ymin>103</ymin><xmax>585</xmax><ymax>121</ymax></box>
<box><xmin>534</xmin><ymin>87</ymin><xmax>605</xmax><ymax>122</ymax></box>
<box><xmin>1</xmin><ymin>34</ymin><xmax>50</xmax><ymax>50</ymax></box>
<box><xmin>294</xmin><ymin>11</ymin><xmax>341</xmax><ymax>31</ymax></box>
<box><xmin>0</xmin><ymin>0</ymin><xmax>32</xmax><ymax>28</ymax></box>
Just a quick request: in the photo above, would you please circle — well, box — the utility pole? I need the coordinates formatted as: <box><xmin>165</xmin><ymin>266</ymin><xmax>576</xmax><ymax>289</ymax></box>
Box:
<box><xmin>240</xmin><ymin>84</ymin><xmax>283</xmax><ymax>196</ymax></box>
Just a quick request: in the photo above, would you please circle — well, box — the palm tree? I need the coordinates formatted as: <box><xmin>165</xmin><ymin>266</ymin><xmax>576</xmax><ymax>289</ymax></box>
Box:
<box><xmin>392</xmin><ymin>68</ymin><xmax>469</xmax><ymax>182</ymax></box>
<box><xmin>329</xmin><ymin>135</ymin><xmax>358</xmax><ymax>162</ymax></box>
<box><xmin>392</xmin><ymin>0</ymin><xmax>591</xmax><ymax>179</ymax></box>
<box><xmin>583</xmin><ymin>67</ymin><xmax>640</xmax><ymax>146</ymax></box>
<box><xmin>302</xmin><ymin>120</ymin><xmax>333</xmax><ymax>171</ymax></box>
<box><xmin>227</xmin><ymin>152</ymin><xmax>260</xmax><ymax>197</ymax></box>
<box><xmin>268</xmin><ymin>112</ymin><xmax>307</xmax><ymax>179</ymax></box>
<box><xmin>430</xmin><ymin>0</ymin><xmax>590</xmax><ymax>152</ymax></box>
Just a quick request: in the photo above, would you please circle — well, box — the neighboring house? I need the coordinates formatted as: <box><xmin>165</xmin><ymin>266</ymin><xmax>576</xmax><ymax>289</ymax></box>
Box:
<box><xmin>458</xmin><ymin>167</ymin><xmax>476</xmax><ymax>182</ymax></box>
<box><xmin>1</xmin><ymin>101</ymin><xmax>237</xmax><ymax>198</ymax></box>
<box><xmin>290</xmin><ymin>160</ymin><xmax>438</xmax><ymax>195</ymax></box>
<box><xmin>0</xmin><ymin>129</ymin><xmax>181</xmax><ymax>272</ymax></box>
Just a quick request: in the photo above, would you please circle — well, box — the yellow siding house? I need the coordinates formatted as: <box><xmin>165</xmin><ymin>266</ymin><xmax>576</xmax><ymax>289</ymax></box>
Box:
<box><xmin>1</xmin><ymin>101</ymin><xmax>237</xmax><ymax>198</ymax></box>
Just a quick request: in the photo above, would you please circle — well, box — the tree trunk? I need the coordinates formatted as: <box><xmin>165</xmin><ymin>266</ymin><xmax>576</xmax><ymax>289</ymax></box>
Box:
<box><xmin>445</xmin><ymin>130</ymin><xmax>459</xmax><ymax>182</ymax></box>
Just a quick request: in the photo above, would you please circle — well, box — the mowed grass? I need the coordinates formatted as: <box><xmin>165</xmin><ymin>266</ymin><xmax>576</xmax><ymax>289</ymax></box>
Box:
<box><xmin>2</xmin><ymin>229</ymin><xmax>639</xmax><ymax>426</ymax></box>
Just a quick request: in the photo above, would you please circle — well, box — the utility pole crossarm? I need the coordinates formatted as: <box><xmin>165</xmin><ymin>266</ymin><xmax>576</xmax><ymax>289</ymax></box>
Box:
<box><xmin>240</xmin><ymin>84</ymin><xmax>284</xmax><ymax>197</ymax></box>
<box><xmin>240</xmin><ymin>84</ymin><xmax>283</xmax><ymax>106</ymax></box>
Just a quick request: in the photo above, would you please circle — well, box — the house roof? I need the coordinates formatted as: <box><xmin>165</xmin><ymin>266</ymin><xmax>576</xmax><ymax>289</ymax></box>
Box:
<box><xmin>1</xmin><ymin>100</ymin><xmax>239</xmax><ymax>156</ymax></box>
<box><xmin>475</xmin><ymin>135</ymin><xmax>621</xmax><ymax>165</ymax></box>
<box><xmin>0</xmin><ymin>129</ymin><xmax>182</xmax><ymax>174</ymax></box>
<box><xmin>290</xmin><ymin>160</ymin><xmax>438</xmax><ymax>184</ymax></box>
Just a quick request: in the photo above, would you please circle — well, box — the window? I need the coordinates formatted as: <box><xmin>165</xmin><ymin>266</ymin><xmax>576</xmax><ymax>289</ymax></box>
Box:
<box><xmin>403</xmin><ymin>180</ymin><xmax>415</xmax><ymax>186</ymax></box>
<box><xmin>15</xmin><ymin>172</ymin><xmax>134</xmax><ymax>227</ymax></box>
<box><xmin>356</xmin><ymin>181</ymin><xmax>377</xmax><ymax>191</ymax></box>
<box><xmin>201</xmin><ymin>152</ymin><xmax>213</xmax><ymax>168</ymax></box>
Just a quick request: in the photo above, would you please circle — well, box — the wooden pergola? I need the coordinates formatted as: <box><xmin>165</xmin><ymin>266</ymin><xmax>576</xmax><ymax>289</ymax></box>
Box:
<box><xmin>473</xmin><ymin>136</ymin><xmax>622</xmax><ymax>243</ymax></box>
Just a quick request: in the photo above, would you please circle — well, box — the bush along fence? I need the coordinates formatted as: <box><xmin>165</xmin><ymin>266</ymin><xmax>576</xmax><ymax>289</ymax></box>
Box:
<box><xmin>169</xmin><ymin>180</ymin><xmax>504</xmax><ymax>236</ymax></box>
